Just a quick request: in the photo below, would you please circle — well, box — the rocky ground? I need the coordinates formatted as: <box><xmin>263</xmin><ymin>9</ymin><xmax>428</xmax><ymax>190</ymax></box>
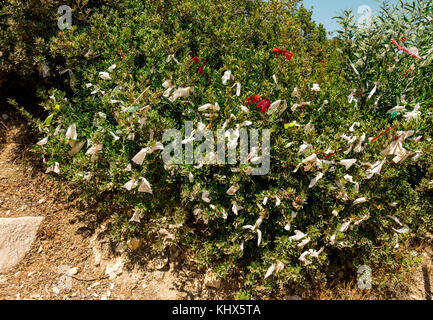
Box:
<box><xmin>0</xmin><ymin>110</ymin><xmax>431</xmax><ymax>300</ymax></box>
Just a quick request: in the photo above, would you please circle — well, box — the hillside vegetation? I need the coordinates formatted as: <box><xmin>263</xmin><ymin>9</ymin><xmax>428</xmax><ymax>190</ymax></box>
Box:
<box><xmin>1</xmin><ymin>0</ymin><xmax>432</xmax><ymax>298</ymax></box>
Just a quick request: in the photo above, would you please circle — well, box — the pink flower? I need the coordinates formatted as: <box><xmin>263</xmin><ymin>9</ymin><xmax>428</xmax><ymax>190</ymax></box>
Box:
<box><xmin>257</xmin><ymin>99</ymin><xmax>271</xmax><ymax>112</ymax></box>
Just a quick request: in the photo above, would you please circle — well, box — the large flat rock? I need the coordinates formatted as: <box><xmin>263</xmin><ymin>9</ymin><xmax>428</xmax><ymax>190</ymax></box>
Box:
<box><xmin>0</xmin><ymin>217</ymin><xmax>44</xmax><ymax>273</ymax></box>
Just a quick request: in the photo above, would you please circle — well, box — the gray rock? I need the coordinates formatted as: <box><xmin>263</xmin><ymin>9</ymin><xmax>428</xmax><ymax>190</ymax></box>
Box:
<box><xmin>0</xmin><ymin>217</ymin><xmax>44</xmax><ymax>272</ymax></box>
<box><xmin>204</xmin><ymin>271</ymin><xmax>222</xmax><ymax>289</ymax></box>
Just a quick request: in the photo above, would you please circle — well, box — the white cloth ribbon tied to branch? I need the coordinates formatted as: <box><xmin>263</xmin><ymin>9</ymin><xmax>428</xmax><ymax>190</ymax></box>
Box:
<box><xmin>131</xmin><ymin>142</ymin><xmax>164</xmax><ymax>165</ymax></box>
<box><xmin>242</xmin><ymin>217</ymin><xmax>264</xmax><ymax>247</ymax></box>
<box><xmin>166</xmin><ymin>54</ymin><xmax>181</xmax><ymax>65</ymax></box>
<box><xmin>364</xmin><ymin>159</ymin><xmax>386</xmax><ymax>179</ymax></box>
<box><xmin>264</xmin><ymin>261</ymin><xmax>285</xmax><ymax>279</ymax></box>
<box><xmin>349</xmin><ymin>122</ymin><xmax>360</xmax><ymax>132</ymax></box>
<box><xmin>85</xmin><ymin>144</ymin><xmax>103</xmax><ymax>161</ymax></box>
<box><xmin>46</xmin><ymin>162</ymin><xmax>60</xmax><ymax>174</ymax></box>
<box><xmin>138</xmin><ymin>177</ymin><xmax>153</xmax><ymax>194</ymax></box>
<box><xmin>301</xmin><ymin>153</ymin><xmax>323</xmax><ymax>172</ymax></box>
<box><xmin>124</xmin><ymin>177</ymin><xmax>152</xmax><ymax>194</ymax></box>
<box><xmin>344</xmin><ymin>174</ymin><xmax>359</xmax><ymax>192</ymax></box>
<box><xmin>222</xmin><ymin>70</ymin><xmax>234</xmax><ymax>85</ymax></box>
<box><xmin>381</xmin><ymin>130</ymin><xmax>414</xmax><ymax>163</ymax></box>
<box><xmin>162</xmin><ymin>80</ymin><xmax>176</xmax><ymax>98</ymax></box>
<box><xmin>232</xmin><ymin>82</ymin><xmax>241</xmax><ymax>96</ymax></box>
<box><xmin>66</xmin><ymin>124</ymin><xmax>77</xmax><ymax>140</ymax></box>
<box><xmin>202</xmin><ymin>190</ymin><xmax>211</xmax><ymax>203</ymax></box>
<box><xmin>339</xmin><ymin>159</ymin><xmax>357</xmax><ymax>170</ymax></box>
<box><xmin>309</xmin><ymin>172</ymin><xmax>324</xmax><ymax>188</ymax></box>
<box><xmin>368</xmin><ymin>83</ymin><xmax>378</xmax><ymax>100</ymax></box>
<box><xmin>99</xmin><ymin>72</ymin><xmax>111</xmax><ymax>81</ymax></box>
<box><xmin>299</xmin><ymin>248</ymin><xmax>324</xmax><ymax>266</ymax></box>
<box><xmin>198</xmin><ymin>103</ymin><xmax>220</xmax><ymax>112</ymax></box>
<box><xmin>311</xmin><ymin>83</ymin><xmax>320</xmax><ymax>92</ymax></box>
<box><xmin>339</xmin><ymin>219</ymin><xmax>352</xmax><ymax>232</ymax></box>
<box><xmin>403</xmin><ymin>103</ymin><xmax>421</xmax><ymax>121</ymax></box>
<box><xmin>226</xmin><ymin>183</ymin><xmax>240</xmax><ymax>196</ymax></box>
<box><xmin>272</xmin><ymin>74</ymin><xmax>280</xmax><ymax>90</ymax></box>
<box><xmin>169</xmin><ymin>87</ymin><xmax>194</xmax><ymax>102</ymax></box>
<box><xmin>232</xmin><ymin>202</ymin><xmax>244</xmax><ymax>216</ymax></box>
<box><xmin>353</xmin><ymin>197</ymin><xmax>367</xmax><ymax>205</ymax></box>
<box><xmin>387</xmin><ymin>215</ymin><xmax>410</xmax><ymax>234</ymax></box>
<box><xmin>37</xmin><ymin>136</ymin><xmax>49</xmax><ymax>146</ymax></box>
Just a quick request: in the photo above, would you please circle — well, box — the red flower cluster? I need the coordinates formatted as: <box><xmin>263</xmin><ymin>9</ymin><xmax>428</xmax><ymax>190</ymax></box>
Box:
<box><xmin>193</xmin><ymin>56</ymin><xmax>204</xmax><ymax>74</ymax></box>
<box><xmin>246</xmin><ymin>94</ymin><xmax>261</xmax><ymax>106</ymax></box>
<box><xmin>257</xmin><ymin>99</ymin><xmax>271</xmax><ymax>112</ymax></box>
<box><xmin>273</xmin><ymin>47</ymin><xmax>294</xmax><ymax>61</ymax></box>
<box><xmin>246</xmin><ymin>95</ymin><xmax>271</xmax><ymax>112</ymax></box>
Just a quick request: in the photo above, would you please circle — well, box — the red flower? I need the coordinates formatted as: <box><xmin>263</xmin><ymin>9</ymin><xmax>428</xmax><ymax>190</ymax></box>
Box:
<box><xmin>273</xmin><ymin>47</ymin><xmax>294</xmax><ymax>61</ymax></box>
<box><xmin>246</xmin><ymin>94</ymin><xmax>261</xmax><ymax>106</ymax></box>
<box><xmin>193</xmin><ymin>56</ymin><xmax>203</xmax><ymax>74</ymax></box>
<box><xmin>118</xmin><ymin>50</ymin><xmax>125</xmax><ymax>59</ymax></box>
<box><xmin>257</xmin><ymin>99</ymin><xmax>271</xmax><ymax>112</ymax></box>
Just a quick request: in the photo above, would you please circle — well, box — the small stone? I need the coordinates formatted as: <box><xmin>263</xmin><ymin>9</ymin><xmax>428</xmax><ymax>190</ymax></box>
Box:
<box><xmin>204</xmin><ymin>271</ymin><xmax>222</xmax><ymax>289</ymax></box>
<box><xmin>154</xmin><ymin>257</ymin><xmax>168</xmax><ymax>270</ymax></box>
<box><xmin>169</xmin><ymin>245</ymin><xmax>181</xmax><ymax>260</ymax></box>
<box><xmin>57</xmin><ymin>264</ymin><xmax>70</xmax><ymax>274</ymax></box>
<box><xmin>115</xmin><ymin>242</ymin><xmax>125</xmax><ymax>254</ymax></box>
<box><xmin>105</xmin><ymin>257</ymin><xmax>124</xmax><ymax>279</ymax></box>
<box><xmin>127</xmin><ymin>238</ymin><xmax>142</xmax><ymax>251</ymax></box>
<box><xmin>30</xmin><ymin>293</ymin><xmax>41</xmax><ymax>299</ymax></box>
<box><xmin>27</xmin><ymin>272</ymin><xmax>35</xmax><ymax>277</ymax></box>
<box><xmin>93</xmin><ymin>246</ymin><xmax>101</xmax><ymax>266</ymax></box>
<box><xmin>0</xmin><ymin>217</ymin><xmax>44</xmax><ymax>272</ymax></box>
<box><xmin>153</xmin><ymin>271</ymin><xmax>165</xmax><ymax>280</ymax></box>
<box><xmin>67</xmin><ymin>267</ymin><xmax>79</xmax><ymax>276</ymax></box>
<box><xmin>2</xmin><ymin>114</ymin><xmax>8</xmax><ymax>121</ymax></box>
<box><xmin>52</xmin><ymin>286</ymin><xmax>60</xmax><ymax>295</ymax></box>
<box><xmin>38</xmin><ymin>199</ymin><xmax>46</xmax><ymax>205</ymax></box>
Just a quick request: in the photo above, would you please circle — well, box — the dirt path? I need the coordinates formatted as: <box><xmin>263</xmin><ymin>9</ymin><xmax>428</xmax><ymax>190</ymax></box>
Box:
<box><xmin>0</xmin><ymin>110</ymin><xmax>431</xmax><ymax>300</ymax></box>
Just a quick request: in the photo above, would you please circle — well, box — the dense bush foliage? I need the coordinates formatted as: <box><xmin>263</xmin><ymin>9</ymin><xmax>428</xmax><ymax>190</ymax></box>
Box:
<box><xmin>1</xmin><ymin>0</ymin><xmax>432</xmax><ymax>297</ymax></box>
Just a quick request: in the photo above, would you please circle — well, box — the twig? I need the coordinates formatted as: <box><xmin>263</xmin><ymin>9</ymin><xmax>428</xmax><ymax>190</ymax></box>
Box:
<box><xmin>70</xmin><ymin>275</ymin><xmax>109</xmax><ymax>282</ymax></box>
<box><xmin>133</xmin><ymin>86</ymin><xmax>150</xmax><ymax>104</ymax></box>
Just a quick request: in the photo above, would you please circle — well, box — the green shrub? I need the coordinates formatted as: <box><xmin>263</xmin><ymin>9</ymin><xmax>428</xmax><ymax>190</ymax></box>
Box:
<box><xmin>3</xmin><ymin>0</ymin><xmax>433</xmax><ymax>297</ymax></box>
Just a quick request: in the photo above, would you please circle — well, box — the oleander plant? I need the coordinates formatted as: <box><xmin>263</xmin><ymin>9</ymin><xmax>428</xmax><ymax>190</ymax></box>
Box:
<box><xmin>1</xmin><ymin>0</ymin><xmax>432</xmax><ymax>297</ymax></box>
